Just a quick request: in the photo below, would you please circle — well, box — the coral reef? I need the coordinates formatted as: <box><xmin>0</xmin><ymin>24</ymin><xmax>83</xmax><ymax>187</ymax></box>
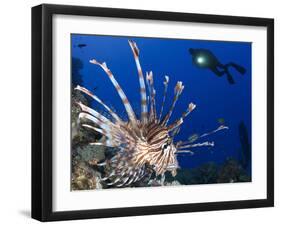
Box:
<box><xmin>173</xmin><ymin>158</ymin><xmax>250</xmax><ymax>186</ymax></box>
<box><xmin>71</xmin><ymin>89</ymin><xmax>102</xmax><ymax>147</ymax></box>
<box><xmin>174</xmin><ymin>162</ymin><xmax>218</xmax><ymax>185</ymax></box>
<box><xmin>71</xmin><ymin>161</ymin><xmax>103</xmax><ymax>190</ymax></box>
<box><xmin>75</xmin><ymin>145</ymin><xmax>105</xmax><ymax>164</ymax></box>
<box><xmin>71</xmin><ymin>88</ymin><xmax>105</xmax><ymax>190</ymax></box>
<box><xmin>217</xmin><ymin>158</ymin><xmax>251</xmax><ymax>183</ymax></box>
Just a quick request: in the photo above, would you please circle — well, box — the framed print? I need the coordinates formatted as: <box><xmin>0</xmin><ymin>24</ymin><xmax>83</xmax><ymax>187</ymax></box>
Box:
<box><xmin>31</xmin><ymin>4</ymin><xmax>274</xmax><ymax>221</ymax></box>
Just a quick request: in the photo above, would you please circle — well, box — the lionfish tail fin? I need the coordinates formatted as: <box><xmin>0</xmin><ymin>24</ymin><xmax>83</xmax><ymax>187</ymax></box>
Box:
<box><xmin>128</xmin><ymin>40</ymin><xmax>148</xmax><ymax>124</ymax></box>
<box><xmin>90</xmin><ymin>59</ymin><xmax>138</xmax><ymax>126</ymax></box>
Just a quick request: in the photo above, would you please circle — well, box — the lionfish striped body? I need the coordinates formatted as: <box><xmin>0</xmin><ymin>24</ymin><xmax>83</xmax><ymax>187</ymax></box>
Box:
<box><xmin>76</xmin><ymin>40</ymin><xmax>228</xmax><ymax>187</ymax></box>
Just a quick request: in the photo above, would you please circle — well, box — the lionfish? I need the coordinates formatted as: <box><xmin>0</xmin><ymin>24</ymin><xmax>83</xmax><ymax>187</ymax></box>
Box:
<box><xmin>75</xmin><ymin>40</ymin><xmax>228</xmax><ymax>187</ymax></box>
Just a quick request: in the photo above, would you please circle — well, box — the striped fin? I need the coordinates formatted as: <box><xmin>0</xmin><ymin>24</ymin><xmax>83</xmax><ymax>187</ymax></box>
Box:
<box><xmin>168</xmin><ymin>102</ymin><xmax>196</xmax><ymax>135</ymax></box>
<box><xmin>81</xmin><ymin>124</ymin><xmax>121</xmax><ymax>147</ymax></box>
<box><xmin>83</xmin><ymin>122</ymin><xmax>136</xmax><ymax>149</ymax></box>
<box><xmin>177</xmin><ymin>125</ymin><xmax>229</xmax><ymax>147</ymax></box>
<box><xmin>159</xmin><ymin>76</ymin><xmax>169</xmax><ymax>121</ymax></box>
<box><xmin>75</xmin><ymin>85</ymin><xmax>122</xmax><ymax>123</ymax></box>
<box><xmin>124</xmin><ymin>170</ymin><xmax>138</xmax><ymax>186</ymax></box>
<box><xmin>182</xmin><ymin>102</ymin><xmax>196</xmax><ymax>118</ymax></box>
<box><xmin>161</xmin><ymin>81</ymin><xmax>184</xmax><ymax>126</ymax></box>
<box><xmin>171</xmin><ymin>127</ymin><xmax>180</xmax><ymax>137</ymax></box>
<box><xmin>133</xmin><ymin>168</ymin><xmax>145</xmax><ymax>183</ymax></box>
<box><xmin>177</xmin><ymin>141</ymin><xmax>215</xmax><ymax>150</ymax></box>
<box><xmin>116</xmin><ymin>179</ymin><xmax>129</xmax><ymax>187</ymax></box>
<box><xmin>82</xmin><ymin>124</ymin><xmax>107</xmax><ymax>137</ymax></box>
<box><xmin>200</xmin><ymin>125</ymin><xmax>229</xmax><ymax>138</ymax></box>
<box><xmin>101</xmin><ymin>170</ymin><xmax>116</xmax><ymax>181</ymax></box>
<box><xmin>78</xmin><ymin>112</ymin><xmax>111</xmax><ymax>135</ymax></box>
<box><xmin>115</xmin><ymin>166</ymin><xmax>146</xmax><ymax>187</ymax></box>
<box><xmin>89</xmin><ymin>140</ymin><xmax>116</xmax><ymax>148</ymax></box>
<box><xmin>146</xmin><ymin>71</ymin><xmax>157</xmax><ymax>122</ymax></box>
<box><xmin>106</xmin><ymin>165</ymin><xmax>134</xmax><ymax>186</ymax></box>
<box><xmin>89</xmin><ymin>59</ymin><xmax>138</xmax><ymax>126</ymax></box>
<box><xmin>167</xmin><ymin>118</ymin><xmax>183</xmax><ymax>132</ymax></box>
<box><xmin>145</xmin><ymin>72</ymin><xmax>151</xmax><ymax>106</ymax></box>
<box><xmin>106</xmin><ymin>176</ymin><xmax>123</xmax><ymax>186</ymax></box>
<box><xmin>128</xmin><ymin>40</ymin><xmax>148</xmax><ymax>124</ymax></box>
<box><xmin>77</xmin><ymin>102</ymin><xmax>114</xmax><ymax>127</ymax></box>
<box><xmin>78</xmin><ymin>112</ymin><xmax>127</xmax><ymax>148</ymax></box>
<box><xmin>176</xmin><ymin>150</ymin><xmax>194</xmax><ymax>155</ymax></box>
<box><xmin>116</xmin><ymin>174</ymin><xmax>131</xmax><ymax>187</ymax></box>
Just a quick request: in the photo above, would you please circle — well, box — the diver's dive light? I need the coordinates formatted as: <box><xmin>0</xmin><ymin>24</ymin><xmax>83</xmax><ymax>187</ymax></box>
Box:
<box><xmin>196</xmin><ymin>56</ymin><xmax>206</xmax><ymax>65</ymax></box>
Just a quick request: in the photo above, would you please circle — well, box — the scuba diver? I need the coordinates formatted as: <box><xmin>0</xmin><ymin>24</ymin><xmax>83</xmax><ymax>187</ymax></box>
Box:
<box><xmin>189</xmin><ymin>48</ymin><xmax>246</xmax><ymax>84</ymax></box>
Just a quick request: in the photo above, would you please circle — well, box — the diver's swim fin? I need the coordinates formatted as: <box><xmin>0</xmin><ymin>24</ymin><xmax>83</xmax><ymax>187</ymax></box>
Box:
<box><xmin>210</xmin><ymin>67</ymin><xmax>224</xmax><ymax>77</ymax></box>
<box><xmin>228</xmin><ymin>63</ymin><xmax>246</xmax><ymax>75</ymax></box>
<box><xmin>226</xmin><ymin>72</ymin><xmax>235</xmax><ymax>84</ymax></box>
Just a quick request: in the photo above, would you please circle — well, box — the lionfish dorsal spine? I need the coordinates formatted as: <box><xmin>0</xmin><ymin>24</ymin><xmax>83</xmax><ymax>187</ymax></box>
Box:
<box><xmin>90</xmin><ymin>58</ymin><xmax>138</xmax><ymax>126</ymax></box>
<box><xmin>128</xmin><ymin>40</ymin><xmax>148</xmax><ymax>124</ymax></box>
<box><xmin>168</xmin><ymin>102</ymin><xmax>197</xmax><ymax>136</ymax></box>
<box><xmin>161</xmin><ymin>81</ymin><xmax>184</xmax><ymax>126</ymax></box>
<box><xmin>159</xmin><ymin>75</ymin><xmax>169</xmax><ymax>121</ymax></box>
<box><xmin>146</xmin><ymin>71</ymin><xmax>157</xmax><ymax>122</ymax></box>
<box><xmin>167</xmin><ymin>118</ymin><xmax>183</xmax><ymax>132</ymax></box>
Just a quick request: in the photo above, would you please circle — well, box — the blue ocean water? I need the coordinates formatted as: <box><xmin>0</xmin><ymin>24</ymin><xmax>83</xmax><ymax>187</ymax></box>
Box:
<box><xmin>71</xmin><ymin>34</ymin><xmax>251</xmax><ymax>174</ymax></box>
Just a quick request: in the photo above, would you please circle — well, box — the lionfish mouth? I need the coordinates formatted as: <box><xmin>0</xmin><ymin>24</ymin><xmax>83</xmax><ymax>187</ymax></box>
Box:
<box><xmin>75</xmin><ymin>40</ymin><xmax>228</xmax><ymax>188</ymax></box>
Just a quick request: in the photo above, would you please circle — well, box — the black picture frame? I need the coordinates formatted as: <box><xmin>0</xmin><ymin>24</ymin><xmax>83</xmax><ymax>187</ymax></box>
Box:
<box><xmin>32</xmin><ymin>4</ymin><xmax>274</xmax><ymax>222</ymax></box>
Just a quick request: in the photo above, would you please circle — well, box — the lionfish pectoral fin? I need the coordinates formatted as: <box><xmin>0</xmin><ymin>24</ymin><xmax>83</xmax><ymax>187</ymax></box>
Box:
<box><xmin>175</xmin><ymin>150</ymin><xmax>194</xmax><ymax>155</ymax></box>
<box><xmin>198</xmin><ymin>125</ymin><xmax>229</xmax><ymax>139</ymax></box>
<box><xmin>177</xmin><ymin>141</ymin><xmax>214</xmax><ymax>150</ymax></box>
<box><xmin>77</xmin><ymin>102</ymin><xmax>114</xmax><ymax>126</ymax></box>
<box><xmin>78</xmin><ymin>113</ymin><xmax>110</xmax><ymax>132</ymax></box>
<box><xmin>75</xmin><ymin>85</ymin><xmax>122</xmax><ymax>123</ymax></box>
<box><xmin>176</xmin><ymin>124</ymin><xmax>228</xmax><ymax>147</ymax></box>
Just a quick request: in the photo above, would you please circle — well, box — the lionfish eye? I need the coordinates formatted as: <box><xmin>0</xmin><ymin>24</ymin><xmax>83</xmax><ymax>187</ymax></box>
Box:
<box><xmin>162</xmin><ymin>143</ymin><xmax>169</xmax><ymax>150</ymax></box>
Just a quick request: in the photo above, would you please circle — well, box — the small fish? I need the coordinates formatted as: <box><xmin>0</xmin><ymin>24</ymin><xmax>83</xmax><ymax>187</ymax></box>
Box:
<box><xmin>218</xmin><ymin>118</ymin><xmax>225</xmax><ymax>125</ymax></box>
<box><xmin>189</xmin><ymin>48</ymin><xmax>246</xmax><ymax>84</ymax></box>
<box><xmin>188</xmin><ymin>134</ymin><xmax>199</xmax><ymax>143</ymax></box>
<box><xmin>75</xmin><ymin>44</ymin><xmax>87</xmax><ymax>49</ymax></box>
